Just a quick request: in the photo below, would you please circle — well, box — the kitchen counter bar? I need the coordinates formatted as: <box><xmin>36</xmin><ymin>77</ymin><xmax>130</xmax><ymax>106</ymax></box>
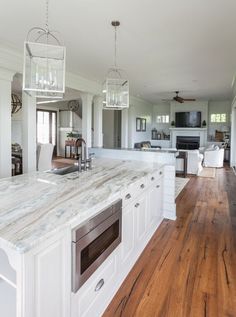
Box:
<box><xmin>0</xmin><ymin>158</ymin><xmax>164</xmax><ymax>253</ymax></box>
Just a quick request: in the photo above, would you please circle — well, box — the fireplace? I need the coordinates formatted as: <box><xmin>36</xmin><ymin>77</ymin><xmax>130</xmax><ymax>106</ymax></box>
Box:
<box><xmin>176</xmin><ymin>136</ymin><xmax>200</xmax><ymax>150</ymax></box>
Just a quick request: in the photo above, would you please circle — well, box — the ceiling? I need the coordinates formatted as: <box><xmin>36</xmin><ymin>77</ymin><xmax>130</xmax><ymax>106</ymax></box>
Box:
<box><xmin>2</xmin><ymin>0</ymin><xmax>236</xmax><ymax>103</ymax></box>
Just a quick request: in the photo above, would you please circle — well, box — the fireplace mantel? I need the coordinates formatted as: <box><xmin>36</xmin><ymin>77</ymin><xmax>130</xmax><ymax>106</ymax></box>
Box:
<box><xmin>169</xmin><ymin>128</ymin><xmax>207</xmax><ymax>131</ymax></box>
<box><xmin>170</xmin><ymin>127</ymin><xmax>207</xmax><ymax>148</ymax></box>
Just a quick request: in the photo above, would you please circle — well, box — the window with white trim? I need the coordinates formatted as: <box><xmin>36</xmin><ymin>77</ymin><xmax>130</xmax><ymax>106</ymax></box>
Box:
<box><xmin>156</xmin><ymin>115</ymin><xmax>170</xmax><ymax>123</ymax></box>
<box><xmin>210</xmin><ymin>113</ymin><xmax>226</xmax><ymax>123</ymax></box>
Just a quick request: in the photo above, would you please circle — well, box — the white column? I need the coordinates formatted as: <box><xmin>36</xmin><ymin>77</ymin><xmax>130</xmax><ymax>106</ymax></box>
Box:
<box><xmin>93</xmin><ymin>96</ymin><xmax>103</xmax><ymax>148</ymax></box>
<box><xmin>22</xmin><ymin>92</ymin><xmax>37</xmax><ymax>173</ymax></box>
<box><xmin>121</xmin><ymin>109</ymin><xmax>129</xmax><ymax>148</ymax></box>
<box><xmin>81</xmin><ymin>93</ymin><xmax>93</xmax><ymax>147</ymax></box>
<box><xmin>0</xmin><ymin>68</ymin><xmax>14</xmax><ymax>178</ymax></box>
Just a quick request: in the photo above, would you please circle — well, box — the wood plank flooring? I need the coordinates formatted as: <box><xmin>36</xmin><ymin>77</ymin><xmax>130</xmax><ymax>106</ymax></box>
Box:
<box><xmin>103</xmin><ymin>166</ymin><xmax>236</xmax><ymax>317</ymax></box>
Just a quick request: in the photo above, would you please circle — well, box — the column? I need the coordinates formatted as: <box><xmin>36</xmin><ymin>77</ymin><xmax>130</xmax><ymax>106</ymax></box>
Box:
<box><xmin>121</xmin><ymin>109</ymin><xmax>129</xmax><ymax>148</ymax></box>
<box><xmin>22</xmin><ymin>92</ymin><xmax>37</xmax><ymax>173</ymax></box>
<box><xmin>0</xmin><ymin>68</ymin><xmax>14</xmax><ymax>178</ymax></box>
<box><xmin>93</xmin><ymin>96</ymin><xmax>103</xmax><ymax>148</ymax></box>
<box><xmin>81</xmin><ymin>93</ymin><xmax>93</xmax><ymax>148</ymax></box>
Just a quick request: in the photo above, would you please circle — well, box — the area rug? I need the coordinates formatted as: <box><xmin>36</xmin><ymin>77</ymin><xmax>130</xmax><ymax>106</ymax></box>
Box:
<box><xmin>198</xmin><ymin>167</ymin><xmax>216</xmax><ymax>178</ymax></box>
<box><xmin>175</xmin><ymin>177</ymin><xmax>190</xmax><ymax>198</ymax></box>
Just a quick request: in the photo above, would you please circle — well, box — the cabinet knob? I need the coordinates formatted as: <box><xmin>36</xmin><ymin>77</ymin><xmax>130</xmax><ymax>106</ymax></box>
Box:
<box><xmin>159</xmin><ymin>171</ymin><xmax>162</xmax><ymax>175</ymax></box>
<box><xmin>95</xmin><ymin>279</ymin><xmax>104</xmax><ymax>292</ymax></box>
<box><xmin>140</xmin><ymin>184</ymin><xmax>145</xmax><ymax>189</ymax></box>
<box><xmin>125</xmin><ymin>193</ymin><xmax>131</xmax><ymax>200</ymax></box>
<box><xmin>135</xmin><ymin>203</ymin><xmax>140</xmax><ymax>208</ymax></box>
<box><xmin>156</xmin><ymin>185</ymin><xmax>160</xmax><ymax>188</ymax></box>
<box><xmin>151</xmin><ymin>177</ymin><xmax>155</xmax><ymax>181</ymax></box>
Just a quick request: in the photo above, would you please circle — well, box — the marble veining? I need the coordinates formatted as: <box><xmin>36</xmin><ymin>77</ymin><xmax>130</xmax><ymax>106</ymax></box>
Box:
<box><xmin>0</xmin><ymin>158</ymin><xmax>163</xmax><ymax>253</ymax></box>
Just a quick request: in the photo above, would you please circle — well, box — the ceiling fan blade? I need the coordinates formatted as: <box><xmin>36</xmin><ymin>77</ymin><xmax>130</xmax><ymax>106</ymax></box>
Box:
<box><xmin>174</xmin><ymin>96</ymin><xmax>184</xmax><ymax>103</ymax></box>
<box><xmin>182</xmin><ymin>98</ymin><xmax>196</xmax><ymax>101</ymax></box>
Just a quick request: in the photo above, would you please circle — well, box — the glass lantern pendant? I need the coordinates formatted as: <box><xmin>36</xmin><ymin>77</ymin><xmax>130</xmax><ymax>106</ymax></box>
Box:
<box><xmin>103</xmin><ymin>21</ymin><xmax>129</xmax><ymax>110</ymax></box>
<box><xmin>23</xmin><ymin>0</ymin><xmax>66</xmax><ymax>99</ymax></box>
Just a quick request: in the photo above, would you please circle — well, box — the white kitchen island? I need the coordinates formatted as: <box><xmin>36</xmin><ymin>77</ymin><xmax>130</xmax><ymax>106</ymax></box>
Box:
<box><xmin>0</xmin><ymin>157</ymin><xmax>176</xmax><ymax>317</ymax></box>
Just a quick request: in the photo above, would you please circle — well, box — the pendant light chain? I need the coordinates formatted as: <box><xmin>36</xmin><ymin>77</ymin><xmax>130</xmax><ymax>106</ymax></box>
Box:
<box><xmin>45</xmin><ymin>0</ymin><xmax>49</xmax><ymax>34</ymax></box>
<box><xmin>114</xmin><ymin>25</ymin><xmax>117</xmax><ymax>68</ymax></box>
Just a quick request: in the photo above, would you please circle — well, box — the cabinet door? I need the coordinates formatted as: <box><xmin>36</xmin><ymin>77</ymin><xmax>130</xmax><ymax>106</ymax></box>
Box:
<box><xmin>120</xmin><ymin>204</ymin><xmax>135</xmax><ymax>267</ymax></box>
<box><xmin>33</xmin><ymin>238</ymin><xmax>70</xmax><ymax>317</ymax></box>
<box><xmin>135</xmin><ymin>194</ymin><xmax>148</xmax><ymax>245</ymax></box>
<box><xmin>148</xmin><ymin>180</ymin><xmax>163</xmax><ymax>229</ymax></box>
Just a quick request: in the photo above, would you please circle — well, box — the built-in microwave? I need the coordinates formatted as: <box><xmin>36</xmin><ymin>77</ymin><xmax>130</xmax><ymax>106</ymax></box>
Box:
<box><xmin>72</xmin><ymin>199</ymin><xmax>122</xmax><ymax>292</ymax></box>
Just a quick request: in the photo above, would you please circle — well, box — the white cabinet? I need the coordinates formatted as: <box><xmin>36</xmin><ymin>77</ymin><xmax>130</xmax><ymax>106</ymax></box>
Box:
<box><xmin>75</xmin><ymin>256</ymin><xmax>116</xmax><ymax>317</ymax></box>
<box><xmin>148</xmin><ymin>177</ymin><xmax>163</xmax><ymax>229</ymax></box>
<box><xmin>0</xmin><ymin>168</ymin><xmax>166</xmax><ymax>317</ymax></box>
<box><xmin>121</xmin><ymin>202</ymin><xmax>135</xmax><ymax>267</ymax></box>
<box><xmin>120</xmin><ymin>190</ymin><xmax>149</xmax><ymax>272</ymax></box>
<box><xmin>135</xmin><ymin>194</ymin><xmax>148</xmax><ymax>247</ymax></box>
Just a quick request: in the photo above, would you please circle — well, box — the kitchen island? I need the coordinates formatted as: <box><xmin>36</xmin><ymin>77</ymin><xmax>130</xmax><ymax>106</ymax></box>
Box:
<box><xmin>0</xmin><ymin>157</ymin><xmax>175</xmax><ymax>317</ymax></box>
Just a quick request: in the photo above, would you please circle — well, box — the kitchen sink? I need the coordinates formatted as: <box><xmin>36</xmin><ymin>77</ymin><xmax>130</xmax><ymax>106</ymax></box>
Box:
<box><xmin>48</xmin><ymin>165</ymin><xmax>79</xmax><ymax>175</ymax></box>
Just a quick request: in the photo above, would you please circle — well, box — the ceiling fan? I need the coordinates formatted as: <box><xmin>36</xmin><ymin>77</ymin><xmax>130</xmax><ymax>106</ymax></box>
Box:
<box><xmin>163</xmin><ymin>91</ymin><xmax>196</xmax><ymax>103</ymax></box>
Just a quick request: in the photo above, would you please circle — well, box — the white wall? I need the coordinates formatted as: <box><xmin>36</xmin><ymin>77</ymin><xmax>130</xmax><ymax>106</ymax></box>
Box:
<box><xmin>152</xmin><ymin>102</ymin><xmax>171</xmax><ymax>133</ymax></box>
<box><xmin>208</xmin><ymin>100</ymin><xmax>231</xmax><ymax>139</ymax></box>
<box><xmin>128</xmin><ymin>97</ymin><xmax>153</xmax><ymax>148</ymax></box>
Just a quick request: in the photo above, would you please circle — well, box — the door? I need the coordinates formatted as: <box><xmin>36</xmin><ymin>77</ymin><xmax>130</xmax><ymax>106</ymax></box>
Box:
<box><xmin>37</xmin><ymin>110</ymin><xmax>57</xmax><ymax>156</ymax></box>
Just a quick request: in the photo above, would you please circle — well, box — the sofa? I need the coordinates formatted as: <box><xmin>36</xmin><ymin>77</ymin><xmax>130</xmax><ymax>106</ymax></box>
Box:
<box><xmin>203</xmin><ymin>146</ymin><xmax>224</xmax><ymax>168</ymax></box>
<box><xmin>134</xmin><ymin>141</ymin><xmax>161</xmax><ymax>149</ymax></box>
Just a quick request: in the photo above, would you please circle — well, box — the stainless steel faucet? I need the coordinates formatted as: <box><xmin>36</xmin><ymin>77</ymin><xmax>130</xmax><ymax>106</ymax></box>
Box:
<box><xmin>75</xmin><ymin>138</ymin><xmax>92</xmax><ymax>171</ymax></box>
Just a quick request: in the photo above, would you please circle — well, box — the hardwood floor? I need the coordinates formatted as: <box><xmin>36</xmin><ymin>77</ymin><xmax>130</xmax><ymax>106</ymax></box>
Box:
<box><xmin>103</xmin><ymin>166</ymin><xmax>236</xmax><ymax>317</ymax></box>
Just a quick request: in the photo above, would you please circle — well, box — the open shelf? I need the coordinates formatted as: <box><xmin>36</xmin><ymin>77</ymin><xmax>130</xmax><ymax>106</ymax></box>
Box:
<box><xmin>0</xmin><ymin>279</ymin><xmax>16</xmax><ymax>317</ymax></box>
<box><xmin>0</xmin><ymin>249</ymin><xmax>16</xmax><ymax>288</ymax></box>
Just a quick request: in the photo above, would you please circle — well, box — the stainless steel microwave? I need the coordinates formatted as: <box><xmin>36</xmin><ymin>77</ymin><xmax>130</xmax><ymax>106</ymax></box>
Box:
<box><xmin>72</xmin><ymin>199</ymin><xmax>122</xmax><ymax>292</ymax></box>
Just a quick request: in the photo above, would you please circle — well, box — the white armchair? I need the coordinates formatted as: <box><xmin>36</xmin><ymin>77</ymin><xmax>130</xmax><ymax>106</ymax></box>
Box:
<box><xmin>204</xmin><ymin>148</ymin><xmax>224</xmax><ymax>168</ymax></box>
<box><xmin>176</xmin><ymin>149</ymin><xmax>203</xmax><ymax>175</ymax></box>
<box><xmin>187</xmin><ymin>150</ymin><xmax>204</xmax><ymax>175</ymax></box>
<box><xmin>37</xmin><ymin>143</ymin><xmax>54</xmax><ymax>171</ymax></box>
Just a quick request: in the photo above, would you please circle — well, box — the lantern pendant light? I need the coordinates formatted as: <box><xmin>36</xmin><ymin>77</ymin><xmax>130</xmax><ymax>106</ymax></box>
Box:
<box><xmin>23</xmin><ymin>0</ymin><xmax>66</xmax><ymax>99</ymax></box>
<box><xmin>103</xmin><ymin>21</ymin><xmax>129</xmax><ymax>110</ymax></box>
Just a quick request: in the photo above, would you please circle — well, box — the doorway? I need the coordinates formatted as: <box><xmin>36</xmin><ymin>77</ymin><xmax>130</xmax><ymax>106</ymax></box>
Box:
<box><xmin>102</xmin><ymin>110</ymin><xmax>122</xmax><ymax>148</ymax></box>
<box><xmin>37</xmin><ymin>109</ymin><xmax>57</xmax><ymax>155</ymax></box>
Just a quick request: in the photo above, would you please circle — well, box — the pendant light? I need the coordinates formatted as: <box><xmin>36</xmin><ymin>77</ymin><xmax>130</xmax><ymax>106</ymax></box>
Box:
<box><xmin>103</xmin><ymin>21</ymin><xmax>129</xmax><ymax>110</ymax></box>
<box><xmin>22</xmin><ymin>0</ymin><xmax>66</xmax><ymax>99</ymax></box>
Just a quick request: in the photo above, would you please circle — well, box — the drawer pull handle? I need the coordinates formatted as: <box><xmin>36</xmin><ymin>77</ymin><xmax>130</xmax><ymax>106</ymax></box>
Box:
<box><xmin>95</xmin><ymin>279</ymin><xmax>104</xmax><ymax>292</ymax></box>
<box><xmin>151</xmin><ymin>177</ymin><xmax>155</xmax><ymax>181</ymax></box>
<box><xmin>140</xmin><ymin>184</ymin><xmax>145</xmax><ymax>189</ymax></box>
<box><xmin>125</xmin><ymin>193</ymin><xmax>131</xmax><ymax>200</ymax></box>
<box><xmin>156</xmin><ymin>185</ymin><xmax>160</xmax><ymax>188</ymax></box>
<box><xmin>135</xmin><ymin>203</ymin><xmax>140</xmax><ymax>208</ymax></box>
<box><xmin>159</xmin><ymin>171</ymin><xmax>162</xmax><ymax>175</ymax></box>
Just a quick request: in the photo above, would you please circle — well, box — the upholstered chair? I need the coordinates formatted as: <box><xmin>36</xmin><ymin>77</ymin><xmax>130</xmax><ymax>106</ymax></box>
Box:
<box><xmin>204</xmin><ymin>147</ymin><xmax>224</xmax><ymax>168</ymax></box>
<box><xmin>37</xmin><ymin>143</ymin><xmax>54</xmax><ymax>172</ymax></box>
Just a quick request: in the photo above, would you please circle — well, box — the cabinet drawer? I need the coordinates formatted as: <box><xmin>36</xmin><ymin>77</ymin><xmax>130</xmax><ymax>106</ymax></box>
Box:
<box><xmin>78</xmin><ymin>256</ymin><xmax>116</xmax><ymax>316</ymax></box>
<box><xmin>122</xmin><ymin>177</ymin><xmax>147</xmax><ymax>207</ymax></box>
<box><xmin>147</xmin><ymin>169</ymin><xmax>163</xmax><ymax>187</ymax></box>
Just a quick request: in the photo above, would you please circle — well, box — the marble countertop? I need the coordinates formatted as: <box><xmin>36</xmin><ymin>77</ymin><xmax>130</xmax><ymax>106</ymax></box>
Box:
<box><xmin>98</xmin><ymin>147</ymin><xmax>178</xmax><ymax>154</ymax></box>
<box><xmin>0</xmin><ymin>158</ymin><xmax>163</xmax><ymax>253</ymax></box>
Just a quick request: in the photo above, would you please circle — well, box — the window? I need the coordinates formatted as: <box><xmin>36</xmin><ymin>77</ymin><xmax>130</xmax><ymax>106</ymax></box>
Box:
<box><xmin>210</xmin><ymin>113</ymin><xmax>226</xmax><ymax>123</ymax></box>
<box><xmin>156</xmin><ymin>115</ymin><xmax>169</xmax><ymax>123</ymax></box>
